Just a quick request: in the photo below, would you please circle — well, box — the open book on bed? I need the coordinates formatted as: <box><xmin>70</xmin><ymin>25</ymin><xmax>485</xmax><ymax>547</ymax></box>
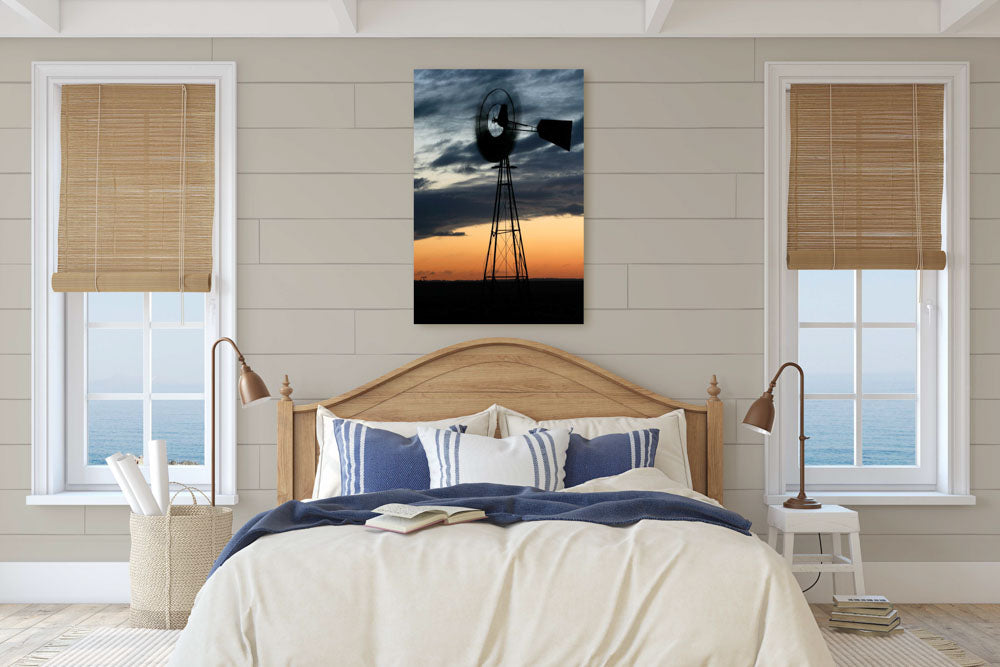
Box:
<box><xmin>365</xmin><ymin>503</ymin><xmax>486</xmax><ymax>534</ymax></box>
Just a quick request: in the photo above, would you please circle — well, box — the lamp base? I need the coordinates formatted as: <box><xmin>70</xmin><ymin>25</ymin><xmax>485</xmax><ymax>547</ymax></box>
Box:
<box><xmin>783</xmin><ymin>496</ymin><xmax>822</xmax><ymax>510</ymax></box>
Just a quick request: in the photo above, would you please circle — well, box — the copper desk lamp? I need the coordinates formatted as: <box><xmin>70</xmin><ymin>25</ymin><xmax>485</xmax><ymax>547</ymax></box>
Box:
<box><xmin>743</xmin><ymin>362</ymin><xmax>821</xmax><ymax>510</ymax></box>
<box><xmin>210</xmin><ymin>337</ymin><xmax>271</xmax><ymax>506</ymax></box>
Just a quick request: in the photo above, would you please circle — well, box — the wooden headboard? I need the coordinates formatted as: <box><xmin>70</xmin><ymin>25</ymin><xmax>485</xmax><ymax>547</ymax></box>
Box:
<box><xmin>276</xmin><ymin>338</ymin><xmax>724</xmax><ymax>504</ymax></box>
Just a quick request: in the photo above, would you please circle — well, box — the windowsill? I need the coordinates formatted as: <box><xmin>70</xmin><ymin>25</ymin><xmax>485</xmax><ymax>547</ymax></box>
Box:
<box><xmin>25</xmin><ymin>492</ymin><xmax>239</xmax><ymax>506</ymax></box>
<box><xmin>765</xmin><ymin>492</ymin><xmax>976</xmax><ymax>506</ymax></box>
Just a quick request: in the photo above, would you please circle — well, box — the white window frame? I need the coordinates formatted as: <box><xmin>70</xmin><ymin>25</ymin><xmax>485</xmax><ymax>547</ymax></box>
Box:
<box><xmin>763</xmin><ymin>61</ymin><xmax>973</xmax><ymax>506</ymax></box>
<box><xmin>28</xmin><ymin>62</ymin><xmax>238</xmax><ymax>506</ymax></box>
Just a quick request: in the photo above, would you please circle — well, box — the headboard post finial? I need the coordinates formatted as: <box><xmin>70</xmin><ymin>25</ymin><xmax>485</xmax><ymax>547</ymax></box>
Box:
<box><xmin>280</xmin><ymin>375</ymin><xmax>293</xmax><ymax>402</ymax></box>
<box><xmin>707</xmin><ymin>374</ymin><xmax>721</xmax><ymax>402</ymax></box>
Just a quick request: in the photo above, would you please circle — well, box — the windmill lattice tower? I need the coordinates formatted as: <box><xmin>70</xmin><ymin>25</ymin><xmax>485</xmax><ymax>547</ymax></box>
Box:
<box><xmin>474</xmin><ymin>88</ymin><xmax>572</xmax><ymax>287</ymax></box>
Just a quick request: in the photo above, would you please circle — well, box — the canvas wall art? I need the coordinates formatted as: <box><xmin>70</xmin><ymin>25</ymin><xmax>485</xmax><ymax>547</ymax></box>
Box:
<box><xmin>413</xmin><ymin>69</ymin><xmax>584</xmax><ymax>324</ymax></box>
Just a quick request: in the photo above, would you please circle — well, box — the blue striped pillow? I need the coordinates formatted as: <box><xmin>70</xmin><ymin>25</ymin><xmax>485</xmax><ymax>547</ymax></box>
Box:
<box><xmin>418</xmin><ymin>427</ymin><xmax>571</xmax><ymax>491</ymax></box>
<box><xmin>561</xmin><ymin>428</ymin><xmax>660</xmax><ymax>487</ymax></box>
<box><xmin>333</xmin><ymin>419</ymin><xmax>465</xmax><ymax>496</ymax></box>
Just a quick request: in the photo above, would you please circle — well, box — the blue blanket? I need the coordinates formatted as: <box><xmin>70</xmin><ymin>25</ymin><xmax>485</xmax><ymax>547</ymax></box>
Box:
<box><xmin>211</xmin><ymin>483</ymin><xmax>751</xmax><ymax>576</ymax></box>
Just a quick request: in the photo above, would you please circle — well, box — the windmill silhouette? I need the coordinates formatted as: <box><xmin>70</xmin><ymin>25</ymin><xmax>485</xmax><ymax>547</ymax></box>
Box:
<box><xmin>475</xmin><ymin>88</ymin><xmax>573</xmax><ymax>287</ymax></box>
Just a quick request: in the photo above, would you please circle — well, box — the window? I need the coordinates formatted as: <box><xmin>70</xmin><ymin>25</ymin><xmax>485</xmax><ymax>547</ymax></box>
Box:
<box><xmin>29</xmin><ymin>62</ymin><xmax>237</xmax><ymax>504</ymax></box>
<box><xmin>764</xmin><ymin>62</ymin><xmax>971</xmax><ymax>504</ymax></box>
<box><xmin>795</xmin><ymin>269</ymin><xmax>936</xmax><ymax>486</ymax></box>
<box><xmin>65</xmin><ymin>292</ymin><xmax>210</xmax><ymax>488</ymax></box>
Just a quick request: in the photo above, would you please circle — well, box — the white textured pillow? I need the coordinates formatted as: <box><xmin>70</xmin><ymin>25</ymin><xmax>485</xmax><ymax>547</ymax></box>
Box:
<box><xmin>418</xmin><ymin>427</ymin><xmax>570</xmax><ymax>491</ymax></box>
<box><xmin>498</xmin><ymin>406</ymin><xmax>692</xmax><ymax>489</ymax></box>
<box><xmin>312</xmin><ymin>405</ymin><xmax>498</xmax><ymax>499</ymax></box>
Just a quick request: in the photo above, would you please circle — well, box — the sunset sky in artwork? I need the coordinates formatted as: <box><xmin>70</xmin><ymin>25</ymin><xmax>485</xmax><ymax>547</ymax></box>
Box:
<box><xmin>413</xmin><ymin>69</ymin><xmax>583</xmax><ymax>281</ymax></box>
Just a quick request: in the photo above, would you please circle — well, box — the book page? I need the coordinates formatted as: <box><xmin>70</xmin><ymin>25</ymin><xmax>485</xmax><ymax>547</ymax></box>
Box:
<box><xmin>414</xmin><ymin>505</ymin><xmax>480</xmax><ymax>516</ymax></box>
<box><xmin>372</xmin><ymin>503</ymin><xmax>442</xmax><ymax>519</ymax></box>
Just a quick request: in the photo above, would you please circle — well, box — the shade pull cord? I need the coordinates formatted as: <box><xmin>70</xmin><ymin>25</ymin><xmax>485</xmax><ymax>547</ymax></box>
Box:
<box><xmin>93</xmin><ymin>85</ymin><xmax>102</xmax><ymax>292</ymax></box>
<box><xmin>912</xmin><ymin>84</ymin><xmax>924</xmax><ymax>272</ymax></box>
<box><xmin>178</xmin><ymin>85</ymin><xmax>188</xmax><ymax>295</ymax></box>
<box><xmin>828</xmin><ymin>84</ymin><xmax>837</xmax><ymax>270</ymax></box>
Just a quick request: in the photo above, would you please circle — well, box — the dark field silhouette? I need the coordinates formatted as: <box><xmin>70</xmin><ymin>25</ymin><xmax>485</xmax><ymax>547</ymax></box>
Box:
<box><xmin>414</xmin><ymin>279</ymin><xmax>583</xmax><ymax>324</ymax></box>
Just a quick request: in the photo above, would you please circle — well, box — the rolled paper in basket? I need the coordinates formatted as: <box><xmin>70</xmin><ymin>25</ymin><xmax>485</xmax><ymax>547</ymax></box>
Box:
<box><xmin>116</xmin><ymin>454</ymin><xmax>161</xmax><ymax>516</ymax></box>
<box><xmin>106</xmin><ymin>454</ymin><xmax>142</xmax><ymax>514</ymax></box>
<box><xmin>149</xmin><ymin>440</ymin><xmax>170</xmax><ymax>516</ymax></box>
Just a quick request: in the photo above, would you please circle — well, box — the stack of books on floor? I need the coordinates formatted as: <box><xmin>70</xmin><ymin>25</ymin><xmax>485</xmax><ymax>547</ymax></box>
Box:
<box><xmin>829</xmin><ymin>595</ymin><xmax>901</xmax><ymax>634</ymax></box>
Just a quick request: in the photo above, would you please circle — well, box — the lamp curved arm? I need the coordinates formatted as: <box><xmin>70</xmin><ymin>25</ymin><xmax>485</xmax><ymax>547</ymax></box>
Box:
<box><xmin>768</xmin><ymin>361</ymin><xmax>807</xmax><ymax>444</ymax></box>
<box><xmin>212</xmin><ymin>336</ymin><xmax>245</xmax><ymax>363</ymax></box>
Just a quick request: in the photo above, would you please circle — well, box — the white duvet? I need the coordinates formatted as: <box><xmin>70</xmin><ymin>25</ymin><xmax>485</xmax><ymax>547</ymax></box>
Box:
<box><xmin>172</xmin><ymin>469</ymin><xmax>833</xmax><ymax>666</ymax></box>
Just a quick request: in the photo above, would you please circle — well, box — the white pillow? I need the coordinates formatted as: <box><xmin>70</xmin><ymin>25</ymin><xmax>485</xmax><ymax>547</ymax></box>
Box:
<box><xmin>312</xmin><ymin>405</ymin><xmax>498</xmax><ymax>499</ymax></box>
<box><xmin>418</xmin><ymin>427</ymin><xmax>571</xmax><ymax>491</ymax></box>
<box><xmin>498</xmin><ymin>406</ymin><xmax>692</xmax><ymax>489</ymax></box>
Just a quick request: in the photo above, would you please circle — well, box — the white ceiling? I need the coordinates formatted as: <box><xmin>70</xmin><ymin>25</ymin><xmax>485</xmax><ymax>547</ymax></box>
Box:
<box><xmin>1</xmin><ymin>0</ymin><xmax>1000</xmax><ymax>38</ymax></box>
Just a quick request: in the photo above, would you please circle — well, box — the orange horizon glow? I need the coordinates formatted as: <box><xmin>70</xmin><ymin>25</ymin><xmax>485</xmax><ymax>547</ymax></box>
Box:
<box><xmin>414</xmin><ymin>214</ymin><xmax>583</xmax><ymax>281</ymax></box>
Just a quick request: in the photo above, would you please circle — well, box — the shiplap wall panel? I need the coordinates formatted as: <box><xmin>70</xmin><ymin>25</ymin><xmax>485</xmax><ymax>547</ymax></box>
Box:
<box><xmin>586</xmin><ymin>129</ymin><xmax>763</xmax><ymax>173</ymax></box>
<box><xmin>0</xmin><ymin>401</ymin><xmax>29</xmax><ymax>444</ymax></box>
<box><xmin>972</xmin><ymin>84</ymin><xmax>1000</xmax><ymax>128</ymax></box>
<box><xmin>0</xmin><ymin>85</ymin><xmax>30</xmax><ymax>128</ymax></box>
<box><xmin>0</xmin><ymin>129</ymin><xmax>28</xmax><ymax>173</ymax></box>
<box><xmin>588</xmin><ymin>220</ymin><xmax>763</xmax><ymax>264</ymax></box>
<box><xmin>587</xmin><ymin>83</ymin><xmax>763</xmax><ymax>127</ymax></box>
<box><xmin>353</xmin><ymin>309</ymin><xmax>763</xmax><ymax>355</ymax></box>
<box><xmin>0</xmin><ymin>310</ymin><xmax>29</xmax><ymax>353</ymax></box>
<box><xmin>1</xmin><ymin>37</ymin><xmax>999</xmax><ymax>563</ymax></box>
<box><xmin>355</xmin><ymin>83</ymin><xmax>412</xmax><ymax>128</ymax></box>
<box><xmin>258</xmin><ymin>220</ymin><xmax>412</xmax><ymax>264</ymax></box>
<box><xmin>239</xmin><ymin>129</ymin><xmax>413</xmax><ymax>173</ymax></box>
<box><xmin>0</xmin><ymin>220</ymin><xmax>29</xmax><ymax>264</ymax></box>
<box><xmin>0</xmin><ymin>174</ymin><xmax>29</xmax><ymax>218</ymax></box>
<box><xmin>238</xmin><ymin>84</ymin><xmax>355</xmax><ymax>128</ymax></box>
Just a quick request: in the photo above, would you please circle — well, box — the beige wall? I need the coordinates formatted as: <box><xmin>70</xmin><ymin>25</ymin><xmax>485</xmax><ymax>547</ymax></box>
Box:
<box><xmin>1</xmin><ymin>37</ymin><xmax>999</xmax><ymax>563</ymax></box>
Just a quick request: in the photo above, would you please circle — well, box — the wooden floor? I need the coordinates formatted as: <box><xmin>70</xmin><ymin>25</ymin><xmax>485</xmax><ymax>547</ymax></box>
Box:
<box><xmin>812</xmin><ymin>603</ymin><xmax>1000</xmax><ymax>666</ymax></box>
<box><xmin>0</xmin><ymin>603</ymin><xmax>129</xmax><ymax>666</ymax></box>
<box><xmin>0</xmin><ymin>603</ymin><xmax>997</xmax><ymax>665</ymax></box>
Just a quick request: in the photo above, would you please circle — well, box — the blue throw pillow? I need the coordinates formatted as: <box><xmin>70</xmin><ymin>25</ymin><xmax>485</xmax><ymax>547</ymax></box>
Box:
<box><xmin>333</xmin><ymin>419</ymin><xmax>465</xmax><ymax>495</ymax></box>
<box><xmin>562</xmin><ymin>428</ymin><xmax>660</xmax><ymax>487</ymax></box>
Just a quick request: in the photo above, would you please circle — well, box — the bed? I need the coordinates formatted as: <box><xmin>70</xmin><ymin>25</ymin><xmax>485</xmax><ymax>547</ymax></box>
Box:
<box><xmin>171</xmin><ymin>338</ymin><xmax>833</xmax><ymax>666</ymax></box>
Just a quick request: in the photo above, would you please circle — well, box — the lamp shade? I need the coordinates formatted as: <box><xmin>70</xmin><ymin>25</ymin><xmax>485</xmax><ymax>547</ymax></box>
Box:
<box><xmin>238</xmin><ymin>362</ymin><xmax>271</xmax><ymax>407</ymax></box>
<box><xmin>742</xmin><ymin>391</ymin><xmax>775</xmax><ymax>435</ymax></box>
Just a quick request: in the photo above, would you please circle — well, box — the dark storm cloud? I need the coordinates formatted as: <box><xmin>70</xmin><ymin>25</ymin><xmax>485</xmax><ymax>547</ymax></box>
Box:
<box><xmin>414</xmin><ymin>69</ymin><xmax>584</xmax><ymax>237</ymax></box>
<box><xmin>415</xmin><ymin>172</ymin><xmax>584</xmax><ymax>239</ymax></box>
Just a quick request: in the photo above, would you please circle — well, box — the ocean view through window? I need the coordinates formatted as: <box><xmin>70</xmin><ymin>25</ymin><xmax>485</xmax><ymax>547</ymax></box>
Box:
<box><xmin>86</xmin><ymin>292</ymin><xmax>207</xmax><ymax>466</ymax></box>
<box><xmin>798</xmin><ymin>270</ymin><xmax>919</xmax><ymax>467</ymax></box>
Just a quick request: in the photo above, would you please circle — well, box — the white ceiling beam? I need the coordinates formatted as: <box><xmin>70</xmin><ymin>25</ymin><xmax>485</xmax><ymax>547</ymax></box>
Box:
<box><xmin>1</xmin><ymin>0</ymin><xmax>59</xmax><ymax>32</ymax></box>
<box><xmin>645</xmin><ymin>0</ymin><xmax>676</xmax><ymax>34</ymax></box>
<box><xmin>330</xmin><ymin>0</ymin><xmax>357</xmax><ymax>33</ymax></box>
<box><xmin>940</xmin><ymin>0</ymin><xmax>1000</xmax><ymax>32</ymax></box>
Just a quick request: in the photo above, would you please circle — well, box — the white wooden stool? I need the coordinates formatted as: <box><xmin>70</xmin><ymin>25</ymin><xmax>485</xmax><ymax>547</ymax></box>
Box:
<box><xmin>767</xmin><ymin>504</ymin><xmax>865</xmax><ymax>595</ymax></box>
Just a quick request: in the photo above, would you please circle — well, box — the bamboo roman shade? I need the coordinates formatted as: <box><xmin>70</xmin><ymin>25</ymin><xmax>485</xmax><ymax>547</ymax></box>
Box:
<box><xmin>52</xmin><ymin>84</ymin><xmax>216</xmax><ymax>292</ymax></box>
<box><xmin>787</xmin><ymin>83</ymin><xmax>946</xmax><ymax>270</ymax></box>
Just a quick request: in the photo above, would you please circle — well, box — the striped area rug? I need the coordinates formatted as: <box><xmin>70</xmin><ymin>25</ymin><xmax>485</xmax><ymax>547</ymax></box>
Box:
<box><xmin>12</xmin><ymin>624</ymin><xmax>987</xmax><ymax>666</ymax></box>
<box><xmin>12</xmin><ymin>627</ymin><xmax>181</xmax><ymax>667</ymax></box>
<box><xmin>822</xmin><ymin>626</ymin><xmax>986</xmax><ymax>667</ymax></box>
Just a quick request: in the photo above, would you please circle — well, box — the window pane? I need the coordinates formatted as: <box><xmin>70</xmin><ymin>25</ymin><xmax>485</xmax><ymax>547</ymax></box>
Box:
<box><xmin>152</xmin><ymin>330</ymin><xmax>204</xmax><ymax>392</ymax></box>
<box><xmin>800</xmin><ymin>328</ymin><xmax>854</xmax><ymax>393</ymax></box>
<box><xmin>862</xmin><ymin>329</ymin><xmax>916</xmax><ymax>393</ymax></box>
<box><xmin>88</xmin><ymin>400</ymin><xmax>142</xmax><ymax>464</ymax></box>
<box><xmin>153</xmin><ymin>292</ymin><xmax>206</xmax><ymax>324</ymax></box>
<box><xmin>799</xmin><ymin>271</ymin><xmax>854</xmax><ymax>322</ymax></box>
<box><xmin>152</xmin><ymin>293</ymin><xmax>183</xmax><ymax>322</ymax></box>
<box><xmin>862</xmin><ymin>271</ymin><xmax>916</xmax><ymax>323</ymax></box>
<box><xmin>152</xmin><ymin>400</ymin><xmax>205</xmax><ymax>465</ymax></box>
<box><xmin>862</xmin><ymin>399</ymin><xmax>916</xmax><ymax>465</ymax></box>
<box><xmin>88</xmin><ymin>329</ymin><xmax>142</xmax><ymax>393</ymax></box>
<box><xmin>804</xmin><ymin>399</ymin><xmax>854</xmax><ymax>465</ymax></box>
<box><xmin>184</xmin><ymin>293</ymin><xmax>205</xmax><ymax>323</ymax></box>
<box><xmin>88</xmin><ymin>293</ymin><xmax>142</xmax><ymax>323</ymax></box>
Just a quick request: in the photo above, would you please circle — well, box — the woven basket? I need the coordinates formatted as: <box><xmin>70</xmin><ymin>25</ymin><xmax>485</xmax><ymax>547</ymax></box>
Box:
<box><xmin>128</xmin><ymin>485</ymin><xmax>233</xmax><ymax>629</ymax></box>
